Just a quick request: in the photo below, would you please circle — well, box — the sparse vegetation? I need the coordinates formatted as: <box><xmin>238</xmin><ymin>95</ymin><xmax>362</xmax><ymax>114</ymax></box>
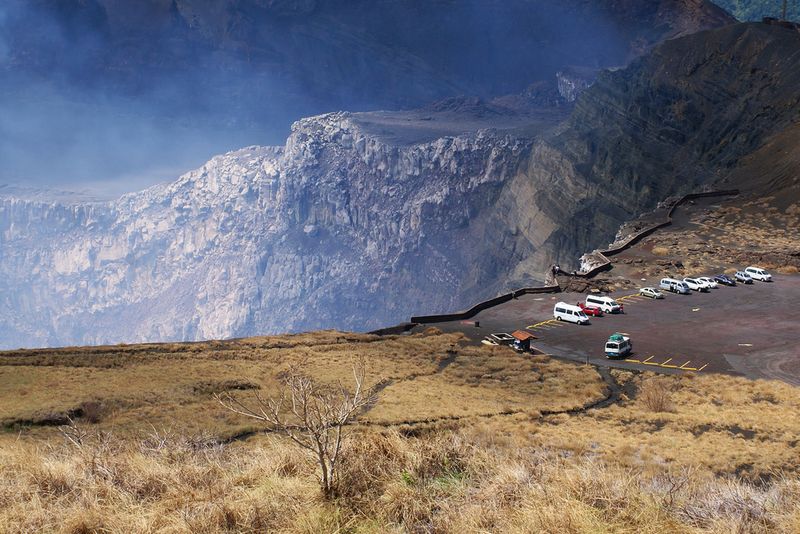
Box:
<box><xmin>612</xmin><ymin>195</ymin><xmax>800</xmax><ymax>281</ymax></box>
<box><xmin>652</xmin><ymin>246</ymin><xmax>670</xmax><ymax>256</ymax></box>
<box><xmin>639</xmin><ymin>376</ymin><xmax>676</xmax><ymax>412</ymax></box>
<box><xmin>2</xmin><ymin>332</ymin><xmax>800</xmax><ymax>531</ymax></box>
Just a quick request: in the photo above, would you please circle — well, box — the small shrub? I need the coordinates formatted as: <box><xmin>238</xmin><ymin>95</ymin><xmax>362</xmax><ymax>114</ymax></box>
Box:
<box><xmin>652</xmin><ymin>246</ymin><xmax>670</xmax><ymax>256</ymax></box>
<box><xmin>777</xmin><ymin>265</ymin><xmax>798</xmax><ymax>274</ymax></box>
<box><xmin>79</xmin><ymin>401</ymin><xmax>104</xmax><ymax>424</ymax></box>
<box><xmin>62</xmin><ymin>508</ymin><xmax>107</xmax><ymax>534</ymax></box>
<box><xmin>530</xmin><ymin>354</ymin><xmax>550</xmax><ymax>364</ymax></box>
<box><xmin>639</xmin><ymin>379</ymin><xmax>675</xmax><ymax>413</ymax></box>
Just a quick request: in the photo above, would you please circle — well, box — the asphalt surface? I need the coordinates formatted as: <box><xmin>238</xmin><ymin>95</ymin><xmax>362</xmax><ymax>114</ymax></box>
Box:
<box><xmin>412</xmin><ymin>274</ymin><xmax>800</xmax><ymax>384</ymax></box>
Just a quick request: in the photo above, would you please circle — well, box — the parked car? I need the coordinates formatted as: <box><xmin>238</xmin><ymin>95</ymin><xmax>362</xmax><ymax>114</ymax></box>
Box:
<box><xmin>585</xmin><ymin>294</ymin><xmax>624</xmax><ymax>314</ymax></box>
<box><xmin>660</xmin><ymin>278</ymin><xmax>691</xmax><ymax>294</ymax></box>
<box><xmin>577</xmin><ymin>302</ymin><xmax>604</xmax><ymax>316</ymax></box>
<box><xmin>554</xmin><ymin>302</ymin><xmax>591</xmax><ymax>325</ymax></box>
<box><xmin>697</xmin><ymin>276</ymin><xmax>718</xmax><ymax>289</ymax></box>
<box><xmin>735</xmin><ymin>271</ymin><xmax>754</xmax><ymax>284</ymax></box>
<box><xmin>605</xmin><ymin>333</ymin><xmax>632</xmax><ymax>359</ymax></box>
<box><xmin>745</xmin><ymin>266</ymin><xmax>773</xmax><ymax>282</ymax></box>
<box><xmin>639</xmin><ymin>287</ymin><xmax>664</xmax><ymax>299</ymax></box>
<box><xmin>713</xmin><ymin>274</ymin><xmax>736</xmax><ymax>286</ymax></box>
<box><xmin>683</xmin><ymin>277</ymin><xmax>710</xmax><ymax>292</ymax></box>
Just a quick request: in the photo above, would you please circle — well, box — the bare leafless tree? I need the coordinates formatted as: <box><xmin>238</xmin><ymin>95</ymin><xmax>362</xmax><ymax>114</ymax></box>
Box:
<box><xmin>216</xmin><ymin>360</ymin><xmax>376</xmax><ymax>498</ymax></box>
<box><xmin>58</xmin><ymin>417</ymin><xmax>116</xmax><ymax>480</ymax></box>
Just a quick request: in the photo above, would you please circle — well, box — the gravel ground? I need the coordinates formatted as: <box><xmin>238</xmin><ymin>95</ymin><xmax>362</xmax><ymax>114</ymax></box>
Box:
<box><xmin>412</xmin><ymin>274</ymin><xmax>800</xmax><ymax>384</ymax></box>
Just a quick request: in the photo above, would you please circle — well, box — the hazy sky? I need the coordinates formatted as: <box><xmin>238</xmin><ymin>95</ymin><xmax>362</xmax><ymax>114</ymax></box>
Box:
<box><xmin>0</xmin><ymin>0</ymin><xmax>706</xmax><ymax>197</ymax></box>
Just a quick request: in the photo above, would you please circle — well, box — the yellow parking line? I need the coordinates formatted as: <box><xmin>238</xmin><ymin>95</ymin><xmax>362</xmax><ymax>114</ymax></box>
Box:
<box><xmin>618</xmin><ymin>355</ymin><xmax>704</xmax><ymax>372</ymax></box>
<box><xmin>528</xmin><ymin>322</ymin><xmax>563</xmax><ymax>330</ymax></box>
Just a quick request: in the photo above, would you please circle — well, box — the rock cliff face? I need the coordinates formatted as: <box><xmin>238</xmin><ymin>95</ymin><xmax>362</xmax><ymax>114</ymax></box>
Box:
<box><xmin>0</xmin><ymin>114</ymin><xmax>534</xmax><ymax>347</ymax></box>
<box><xmin>503</xmin><ymin>22</ymin><xmax>800</xmax><ymax>273</ymax></box>
<box><xmin>1</xmin><ymin>22</ymin><xmax>797</xmax><ymax>348</ymax></box>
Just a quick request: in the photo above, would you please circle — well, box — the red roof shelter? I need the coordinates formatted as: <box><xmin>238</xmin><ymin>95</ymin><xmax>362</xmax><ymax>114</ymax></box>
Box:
<box><xmin>511</xmin><ymin>330</ymin><xmax>536</xmax><ymax>352</ymax></box>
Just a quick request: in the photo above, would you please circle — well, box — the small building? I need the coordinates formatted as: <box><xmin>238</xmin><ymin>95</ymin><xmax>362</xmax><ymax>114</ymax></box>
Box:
<box><xmin>511</xmin><ymin>330</ymin><xmax>536</xmax><ymax>352</ymax></box>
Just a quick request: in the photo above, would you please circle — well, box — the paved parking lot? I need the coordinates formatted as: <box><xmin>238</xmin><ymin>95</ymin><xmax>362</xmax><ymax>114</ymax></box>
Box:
<box><xmin>414</xmin><ymin>274</ymin><xmax>800</xmax><ymax>384</ymax></box>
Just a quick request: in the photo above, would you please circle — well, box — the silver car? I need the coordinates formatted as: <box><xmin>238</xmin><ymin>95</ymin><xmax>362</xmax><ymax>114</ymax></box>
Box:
<box><xmin>745</xmin><ymin>266</ymin><xmax>772</xmax><ymax>282</ymax></box>
<box><xmin>639</xmin><ymin>287</ymin><xmax>664</xmax><ymax>299</ymax></box>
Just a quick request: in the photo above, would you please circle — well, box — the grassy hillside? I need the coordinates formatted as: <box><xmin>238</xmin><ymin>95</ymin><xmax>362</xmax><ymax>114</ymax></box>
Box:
<box><xmin>0</xmin><ymin>330</ymin><xmax>604</xmax><ymax>436</ymax></box>
<box><xmin>714</xmin><ymin>0</ymin><xmax>799</xmax><ymax>21</ymax></box>
<box><xmin>2</xmin><ymin>329</ymin><xmax>800</xmax><ymax>532</ymax></box>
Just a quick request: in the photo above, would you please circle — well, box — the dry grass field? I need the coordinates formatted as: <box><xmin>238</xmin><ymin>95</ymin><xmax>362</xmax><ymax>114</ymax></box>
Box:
<box><xmin>0</xmin><ymin>329</ymin><xmax>604</xmax><ymax>437</ymax></box>
<box><xmin>2</xmin><ymin>329</ymin><xmax>800</xmax><ymax>532</ymax></box>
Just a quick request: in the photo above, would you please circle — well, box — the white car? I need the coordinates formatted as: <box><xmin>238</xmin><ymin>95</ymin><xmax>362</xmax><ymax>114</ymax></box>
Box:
<box><xmin>683</xmin><ymin>277</ymin><xmax>710</xmax><ymax>292</ymax></box>
<box><xmin>639</xmin><ymin>287</ymin><xmax>664</xmax><ymax>299</ymax></box>
<box><xmin>745</xmin><ymin>266</ymin><xmax>773</xmax><ymax>282</ymax></box>
<box><xmin>697</xmin><ymin>276</ymin><xmax>718</xmax><ymax>289</ymax></box>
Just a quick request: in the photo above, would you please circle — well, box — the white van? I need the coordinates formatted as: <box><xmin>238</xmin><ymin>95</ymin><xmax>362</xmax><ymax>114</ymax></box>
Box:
<box><xmin>660</xmin><ymin>277</ymin><xmax>690</xmax><ymax>294</ymax></box>
<box><xmin>553</xmin><ymin>302</ymin><xmax>590</xmax><ymax>325</ymax></box>
<box><xmin>745</xmin><ymin>266</ymin><xmax>772</xmax><ymax>282</ymax></box>
<box><xmin>585</xmin><ymin>294</ymin><xmax>623</xmax><ymax>314</ymax></box>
